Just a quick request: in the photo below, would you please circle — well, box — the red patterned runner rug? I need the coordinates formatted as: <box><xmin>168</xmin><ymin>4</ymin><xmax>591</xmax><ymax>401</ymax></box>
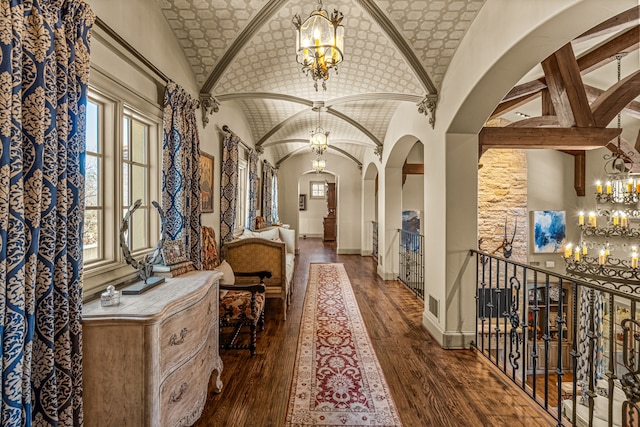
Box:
<box><xmin>285</xmin><ymin>263</ymin><xmax>402</xmax><ymax>426</ymax></box>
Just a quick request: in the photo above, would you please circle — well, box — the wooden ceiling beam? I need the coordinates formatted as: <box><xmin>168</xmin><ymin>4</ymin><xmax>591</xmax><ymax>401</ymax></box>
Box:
<box><xmin>575</xmin><ymin>6</ymin><xmax>639</xmax><ymax>42</ymax></box>
<box><xmin>478</xmin><ymin>127</ymin><xmax>621</xmax><ymax>157</ymax></box>
<box><xmin>573</xmin><ymin>151</ymin><xmax>586</xmax><ymax>196</ymax></box>
<box><xmin>507</xmin><ymin>116</ymin><xmax>560</xmax><ymax>127</ymax></box>
<box><xmin>541</xmin><ymin>88</ymin><xmax>555</xmax><ymax>116</ymax></box>
<box><xmin>402</xmin><ymin>163</ymin><xmax>424</xmax><ymax>175</ymax></box>
<box><xmin>500</xmin><ymin>24</ymin><xmax>639</xmax><ymax>105</ymax></box>
<box><xmin>541</xmin><ymin>43</ymin><xmax>594</xmax><ymax>127</ymax></box>
<box><xmin>577</xmin><ymin>25</ymin><xmax>640</xmax><ymax>74</ymax></box>
<box><xmin>584</xmin><ymin>84</ymin><xmax>640</xmax><ymax>120</ymax></box>
<box><xmin>591</xmin><ymin>70</ymin><xmax>640</xmax><ymax>126</ymax></box>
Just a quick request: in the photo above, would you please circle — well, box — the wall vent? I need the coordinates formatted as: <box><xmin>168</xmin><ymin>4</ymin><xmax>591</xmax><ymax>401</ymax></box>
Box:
<box><xmin>428</xmin><ymin>295</ymin><xmax>439</xmax><ymax>320</ymax></box>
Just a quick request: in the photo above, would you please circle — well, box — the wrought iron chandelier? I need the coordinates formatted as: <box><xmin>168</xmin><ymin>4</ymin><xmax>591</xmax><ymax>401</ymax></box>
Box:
<box><xmin>310</xmin><ymin>106</ymin><xmax>329</xmax><ymax>155</ymax></box>
<box><xmin>293</xmin><ymin>0</ymin><xmax>344</xmax><ymax>91</ymax></box>
<box><xmin>312</xmin><ymin>156</ymin><xmax>326</xmax><ymax>173</ymax></box>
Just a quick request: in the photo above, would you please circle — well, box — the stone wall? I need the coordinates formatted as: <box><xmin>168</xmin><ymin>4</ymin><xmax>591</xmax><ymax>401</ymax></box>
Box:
<box><xmin>478</xmin><ymin>149</ymin><xmax>528</xmax><ymax>263</ymax></box>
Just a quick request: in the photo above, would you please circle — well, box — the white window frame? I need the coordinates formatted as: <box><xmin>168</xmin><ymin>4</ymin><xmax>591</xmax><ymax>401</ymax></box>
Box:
<box><xmin>82</xmin><ymin>70</ymin><xmax>162</xmax><ymax>300</ymax></box>
<box><xmin>310</xmin><ymin>181</ymin><xmax>326</xmax><ymax>199</ymax></box>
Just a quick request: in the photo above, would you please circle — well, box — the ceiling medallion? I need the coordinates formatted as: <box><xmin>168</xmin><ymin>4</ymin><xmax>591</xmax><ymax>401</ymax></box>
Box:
<box><xmin>293</xmin><ymin>0</ymin><xmax>344</xmax><ymax>91</ymax></box>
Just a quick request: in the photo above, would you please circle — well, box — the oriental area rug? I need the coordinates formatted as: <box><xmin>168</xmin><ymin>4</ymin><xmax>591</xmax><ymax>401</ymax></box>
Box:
<box><xmin>285</xmin><ymin>263</ymin><xmax>402</xmax><ymax>426</ymax></box>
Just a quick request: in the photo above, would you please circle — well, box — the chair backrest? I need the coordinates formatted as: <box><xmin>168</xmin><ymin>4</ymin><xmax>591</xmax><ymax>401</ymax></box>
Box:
<box><xmin>202</xmin><ymin>226</ymin><xmax>221</xmax><ymax>270</ymax></box>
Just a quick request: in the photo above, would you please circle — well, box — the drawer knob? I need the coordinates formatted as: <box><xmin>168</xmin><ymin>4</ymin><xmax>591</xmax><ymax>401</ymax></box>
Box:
<box><xmin>170</xmin><ymin>382</ymin><xmax>188</xmax><ymax>403</ymax></box>
<box><xmin>169</xmin><ymin>328</ymin><xmax>188</xmax><ymax>346</ymax></box>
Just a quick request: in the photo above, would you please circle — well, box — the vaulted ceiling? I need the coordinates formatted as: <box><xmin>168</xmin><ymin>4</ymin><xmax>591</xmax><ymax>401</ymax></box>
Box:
<box><xmin>152</xmin><ymin>1</ymin><xmax>640</xmax><ymax>169</ymax></box>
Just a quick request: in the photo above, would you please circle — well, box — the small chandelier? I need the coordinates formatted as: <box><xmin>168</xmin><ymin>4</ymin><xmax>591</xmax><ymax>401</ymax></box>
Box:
<box><xmin>310</xmin><ymin>106</ymin><xmax>329</xmax><ymax>155</ymax></box>
<box><xmin>293</xmin><ymin>0</ymin><xmax>344</xmax><ymax>91</ymax></box>
<box><xmin>312</xmin><ymin>157</ymin><xmax>326</xmax><ymax>173</ymax></box>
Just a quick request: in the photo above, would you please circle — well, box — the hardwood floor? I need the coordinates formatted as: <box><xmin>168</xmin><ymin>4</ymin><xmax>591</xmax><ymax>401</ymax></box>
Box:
<box><xmin>194</xmin><ymin>238</ymin><xmax>553</xmax><ymax>426</ymax></box>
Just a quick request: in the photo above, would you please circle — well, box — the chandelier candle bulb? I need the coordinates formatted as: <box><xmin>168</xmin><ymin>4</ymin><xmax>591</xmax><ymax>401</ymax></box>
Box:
<box><xmin>596</xmin><ymin>181</ymin><xmax>603</xmax><ymax>194</ymax></box>
<box><xmin>636</xmin><ymin>181</ymin><xmax>640</xmax><ymax>194</ymax></box>
<box><xmin>574</xmin><ymin>247</ymin><xmax>580</xmax><ymax>262</ymax></box>
<box><xmin>564</xmin><ymin>244</ymin><xmax>572</xmax><ymax>259</ymax></box>
<box><xmin>582</xmin><ymin>245</ymin><xmax>588</xmax><ymax>256</ymax></box>
<box><xmin>613</xmin><ymin>212</ymin><xmax>619</xmax><ymax>227</ymax></box>
<box><xmin>606</xmin><ymin>181</ymin><xmax>612</xmax><ymax>195</ymax></box>
<box><xmin>599</xmin><ymin>250</ymin><xmax>606</xmax><ymax>266</ymax></box>
<box><xmin>633</xmin><ymin>252</ymin><xmax>639</xmax><ymax>269</ymax></box>
<box><xmin>589</xmin><ymin>212</ymin><xmax>596</xmax><ymax>228</ymax></box>
<box><xmin>628</xmin><ymin>179</ymin><xmax>634</xmax><ymax>193</ymax></box>
<box><xmin>621</xmin><ymin>213</ymin><xmax>628</xmax><ymax>229</ymax></box>
<box><xmin>578</xmin><ymin>212</ymin><xmax>584</xmax><ymax>226</ymax></box>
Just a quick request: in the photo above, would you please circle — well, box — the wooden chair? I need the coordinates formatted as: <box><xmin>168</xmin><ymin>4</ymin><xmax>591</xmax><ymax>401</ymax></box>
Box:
<box><xmin>202</xmin><ymin>226</ymin><xmax>271</xmax><ymax>355</ymax></box>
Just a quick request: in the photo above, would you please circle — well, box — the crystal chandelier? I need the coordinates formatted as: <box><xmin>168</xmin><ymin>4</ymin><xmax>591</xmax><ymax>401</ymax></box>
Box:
<box><xmin>312</xmin><ymin>156</ymin><xmax>326</xmax><ymax>173</ymax></box>
<box><xmin>310</xmin><ymin>107</ymin><xmax>329</xmax><ymax>155</ymax></box>
<box><xmin>293</xmin><ymin>0</ymin><xmax>344</xmax><ymax>91</ymax></box>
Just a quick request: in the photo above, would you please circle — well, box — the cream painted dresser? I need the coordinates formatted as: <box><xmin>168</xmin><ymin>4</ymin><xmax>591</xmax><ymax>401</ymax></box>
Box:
<box><xmin>83</xmin><ymin>270</ymin><xmax>224</xmax><ymax>427</ymax></box>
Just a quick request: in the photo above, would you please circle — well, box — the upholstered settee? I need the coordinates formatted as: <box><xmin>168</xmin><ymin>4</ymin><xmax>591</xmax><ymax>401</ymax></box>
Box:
<box><xmin>562</xmin><ymin>379</ymin><xmax>639</xmax><ymax>427</ymax></box>
<box><xmin>222</xmin><ymin>227</ymin><xmax>296</xmax><ymax>319</ymax></box>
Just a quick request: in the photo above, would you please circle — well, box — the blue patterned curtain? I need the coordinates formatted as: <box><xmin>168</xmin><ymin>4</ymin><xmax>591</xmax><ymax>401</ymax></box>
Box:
<box><xmin>247</xmin><ymin>149</ymin><xmax>258</xmax><ymax>231</ymax></box>
<box><xmin>220</xmin><ymin>131</ymin><xmax>240</xmax><ymax>243</ymax></box>
<box><xmin>262</xmin><ymin>161</ymin><xmax>273</xmax><ymax>226</ymax></box>
<box><xmin>272</xmin><ymin>170</ymin><xmax>279</xmax><ymax>224</ymax></box>
<box><xmin>0</xmin><ymin>1</ymin><xmax>94</xmax><ymax>425</ymax></box>
<box><xmin>162</xmin><ymin>82</ymin><xmax>202</xmax><ymax>269</ymax></box>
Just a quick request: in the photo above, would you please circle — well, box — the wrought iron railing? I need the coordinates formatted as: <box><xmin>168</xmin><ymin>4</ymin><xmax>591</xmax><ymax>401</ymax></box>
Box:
<box><xmin>470</xmin><ymin>249</ymin><xmax>640</xmax><ymax>426</ymax></box>
<box><xmin>398</xmin><ymin>229</ymin><xmax>424</xmax><ymax>299</ymax></box>
<box><xmin>372</xmin><ymin>221</ymin><xmax>378</xmax><ymax>261</ymax></box>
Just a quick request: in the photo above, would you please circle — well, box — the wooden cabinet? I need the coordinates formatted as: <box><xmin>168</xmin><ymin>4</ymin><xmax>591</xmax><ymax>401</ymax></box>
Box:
<box><xmin>323</xmin><ymin>182</ymin><xmax>336</xmax><ymax>241</ymax></box>
<box><xmin>526</xmin><ymin>282</ymin><xmax>573</xmax><ymax>373</ymax></box>
<box><xmin>83</xmin><ymin>270</ymin><xmax>224</xmax><ymax>427</ymax></box>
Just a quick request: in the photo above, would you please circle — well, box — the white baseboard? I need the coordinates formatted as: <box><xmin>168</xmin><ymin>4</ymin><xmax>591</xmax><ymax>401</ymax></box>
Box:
<box><xmin>360</xmin><ymin>250</ymin><xmax>372</xmax><ymax>256</ymax></box>
<box><xmin>422</xmin><ymin>312</ymin><xmax>474</xmax><ymax>349</ymax></box>
<box><xmin>337</xmin><ymin>248</ymin><xmax>360</xmax><ymax>254</ymax></box>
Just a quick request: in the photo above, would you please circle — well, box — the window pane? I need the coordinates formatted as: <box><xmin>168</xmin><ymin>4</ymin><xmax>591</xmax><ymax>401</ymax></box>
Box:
<box><xmin>132</xmin><ymin>164</ymin><xmax>146</xmax><ymax>203</ymax></box>
<box><xmin>123</xmin><ymin>117</ymin><xmax>130</xmax><ymax>160</ymax></box>
<box><xmin>122</xmin><ymin>163</ymin><xmax>130</xmax><ymax>207</ymax></box>
<box><xmin>83</xmin><ymin>209</ymin><xmax>101</xmax><ymax>262</ymax></box>
<box><xmin>86</xmin><ymin>101</ymin><xmax>99</xmax><ymax>153</ymax></box>
<box><xmin>131</xmin><ymin>120</ymin><xmax>147</xmax><ymax>164</ymax></box>
<box><xmin>130</xmin><ymin>207</ymin><xmax>148</xmax><ymax>252</ymax></box>
<box><xmin>85</xmin><ymin>155</ymin><xmax>99</xmax><ymax>206</ymax></box>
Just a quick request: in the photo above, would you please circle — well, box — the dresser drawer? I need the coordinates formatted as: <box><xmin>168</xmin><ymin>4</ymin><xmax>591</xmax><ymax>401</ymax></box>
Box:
<box><xmin>160</xmin><ymin>344</ymin><xmax>209</xmax><ymax>427</ymax></box>
<box><xmin>159</xmin><ymin>284</ymin><xmax>217</xmax><ymax>376</ymax></box>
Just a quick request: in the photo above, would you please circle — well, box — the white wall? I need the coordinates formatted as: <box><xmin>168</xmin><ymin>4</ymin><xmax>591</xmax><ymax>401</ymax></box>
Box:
<box><xmin>279</xmin><ymin>152</ymin><xmax>362</xmax><ymax>253</ymax></box>
<box><xmin>527</xmin><ymin>150</ymin><xmax>579</xmax><ymax>273</ymax></box>
<box><xmin>298</xmin><ymin>173</ymin><xmax>334</xmax><ymax>237</ymax></box>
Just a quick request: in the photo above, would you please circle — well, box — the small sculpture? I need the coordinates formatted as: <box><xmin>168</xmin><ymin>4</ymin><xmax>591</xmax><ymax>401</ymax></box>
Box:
<box><xmin>119</xmin><ymin>200</ymin><xmax>165</xmax><ymax>284</ymax></box>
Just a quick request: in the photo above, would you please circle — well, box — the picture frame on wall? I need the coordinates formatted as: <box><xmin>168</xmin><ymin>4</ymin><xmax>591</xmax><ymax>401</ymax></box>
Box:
<box><xmin>531</xmin><ymin>210</ymin><xmax>566</xmax><ymax>253</ymax></box>
<box><xmin>199</xmin><ymin>151</ymin><xmax>214</xmax><ymax>213</ymax></box>
<box><xmin>299</xmin><ymin>194</ymin><xmax>306</xmax><ymax>211</ymax></box>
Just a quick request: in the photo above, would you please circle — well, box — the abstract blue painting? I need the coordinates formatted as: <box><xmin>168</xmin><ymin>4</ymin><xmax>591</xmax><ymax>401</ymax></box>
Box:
<box><xmin>533</xmin><ymin>210</ymin><xmax>566</xmax><ymax>253</ymax></box>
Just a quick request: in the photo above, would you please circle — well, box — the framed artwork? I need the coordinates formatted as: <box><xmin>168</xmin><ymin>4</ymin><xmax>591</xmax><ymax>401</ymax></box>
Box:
<box><xmin>199</xmin><ymin>151</ymin><xmax>214</xmax><ymax>213</ymax></box>
<box><xmin>299</xmin><ymin>194</ymin><xmax>307</xmax><ymax>211</ymax></box>
<box><xmin>532</xmin><ymin>210</ymin><xmax>566</xmax><ymax>253</ymax></box>
<box><xmin>162</xmin><ymin>239</ymin><xmax>188</xmax><ymax>266</ymax></box>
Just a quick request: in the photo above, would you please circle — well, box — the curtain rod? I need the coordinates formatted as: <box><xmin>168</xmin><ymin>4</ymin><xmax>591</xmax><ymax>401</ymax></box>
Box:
<box><xmin>95</xmin><ymin>16</ymin><xmax>170</xmax><ymax>84</ymax></box>
<box><xmin>222</xmin><ymin>125</ymin><xmax>252</xmax><ymax>152</ymax></box>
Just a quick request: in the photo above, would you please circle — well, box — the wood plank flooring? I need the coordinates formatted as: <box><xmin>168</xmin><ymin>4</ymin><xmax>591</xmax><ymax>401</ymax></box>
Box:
<box><xmin>194</xmin><ymin>238</ymin><xmax>553</xmax><ymax>427</ymax></box>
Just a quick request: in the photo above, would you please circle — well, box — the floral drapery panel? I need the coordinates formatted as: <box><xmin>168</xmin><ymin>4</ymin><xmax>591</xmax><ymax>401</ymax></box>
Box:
<box><xmin>247</xmin><ymin>150</ymin><xmax>258</xmax><ymax>231</ymax></box>
<box><xmin>220</xmin><ymin>131</ymin><xmax>240</xmax><ymax>243</ymax></box>
<box><xmin>0</xmin><ymin>1</ymin><xmax>94</xmax><ymax>425</ymax></box>
<box><xmin>162</xmin><ymin>82</ymin><xmax>202</xmax><ymax>269</ymax></box>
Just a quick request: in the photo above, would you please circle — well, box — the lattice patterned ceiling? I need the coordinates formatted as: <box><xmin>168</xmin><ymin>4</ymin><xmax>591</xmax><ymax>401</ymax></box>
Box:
<box><xmin>154</xmin><ymin>0</ymin><xmax>488</xmax><ymax>165</ymax></box>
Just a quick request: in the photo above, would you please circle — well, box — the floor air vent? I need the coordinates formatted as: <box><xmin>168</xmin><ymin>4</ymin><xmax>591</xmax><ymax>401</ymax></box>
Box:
<box><xmin>428</xmin><ymin>295</ymin><xmax>439</xmax><ymax>320</ymax></box>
